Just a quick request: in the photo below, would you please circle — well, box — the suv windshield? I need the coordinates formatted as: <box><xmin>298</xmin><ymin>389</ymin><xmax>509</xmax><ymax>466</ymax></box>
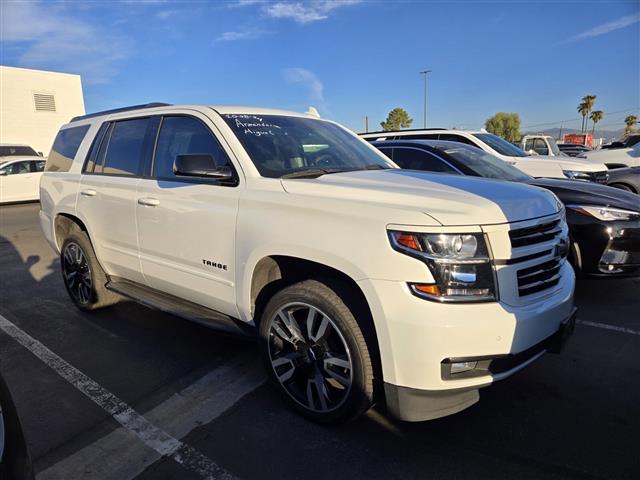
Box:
<box><xmin>433</xmin><ymin>144</ymin><xmax>531</xmax><ymax>182</ymax></box>
<box><xmin>473</xmin><ymin>133</ymin><xmax>528</xmax><ymax>157</ymax></box>
<box><xmin>223</xmin><ymin>114</ymin><xmax>392</xmax><ymax>178</ymax></box>
<box><xmin>0</xmin><ymin>145</ymin><xmax>38</xmax><ymax>157</ymax></box>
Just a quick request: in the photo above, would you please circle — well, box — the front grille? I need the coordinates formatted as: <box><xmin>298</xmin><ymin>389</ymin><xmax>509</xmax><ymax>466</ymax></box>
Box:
<box><xmin>509</xmin><ymin>219</ymin><xmax>561</xmax><ymax>248</ymax></box>
<box><xmin>591</xmin><ymin>171</ymin><xmax>609</xmax><ymax>184</ymax></box>
<box><xmin>517</xmin><ymin>257</ymin><xmax>562</xmax><ymax>296</ymax></box>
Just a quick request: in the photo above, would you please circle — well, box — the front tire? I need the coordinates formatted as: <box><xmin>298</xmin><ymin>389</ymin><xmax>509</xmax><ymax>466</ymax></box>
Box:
<box><xmin>259</xmin><ymin>279</ymin><xmax>375</xmax><ymax>424</ymax></box>
<box><xmin>60</xmin><ymin>231</ymin><xmax>120</xmax><ymax>311</ymax></box>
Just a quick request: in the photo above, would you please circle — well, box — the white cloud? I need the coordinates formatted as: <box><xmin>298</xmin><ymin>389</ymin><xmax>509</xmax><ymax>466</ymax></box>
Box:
<box><xmin>264</xmin><ymin>0</ymin><xmax>362</xmax><ymax>24</ymax></box>
<box><xmin>1</xmin><ymin>1</ymin><xmax>131</xmax><ymax>84</ymax></box>
<box><xmin>283</xmin><ymin>67</ymin><xmax>325</xmax><ymax>104</ymax></box>
<box><xmin>217</xmin><ymin>29</ymin><xmax>266</xmax><ymax>41</ymax></box>
<box><xmin>156</xmin><ymin>9</ymin><xmax>178</xmax><ymax>20</ymax></box>
<box><xmin>568</xmin><ymin>12</ymin><xmax>640</xmax><ymax>42</ymax></box>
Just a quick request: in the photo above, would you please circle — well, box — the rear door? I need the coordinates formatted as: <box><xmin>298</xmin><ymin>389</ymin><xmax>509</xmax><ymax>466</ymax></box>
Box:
<box><xmin>136</xmin><ymin>112</ymin><xmax>241</xmax><ymax>317</ymax></box>
<box><xmin>77</xmin><ymin>117</ymin><xmax>153</xmax><ymax>284</ymax></box>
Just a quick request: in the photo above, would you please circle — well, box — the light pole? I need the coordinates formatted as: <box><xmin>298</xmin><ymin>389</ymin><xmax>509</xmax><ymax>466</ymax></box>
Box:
<box><xmin>419</xmin><ymin>69</ymin><xmax>431</xmax><ymax>128</ymax></box>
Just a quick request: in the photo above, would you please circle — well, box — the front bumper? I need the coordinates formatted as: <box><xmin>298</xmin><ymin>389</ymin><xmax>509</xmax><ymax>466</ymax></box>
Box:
<box><xmin>384</xmin><ymin>308</ymin><xmax>577</xmax><ymax>422</ymax></box>
<box><xmin>568</xmin><ymin>212</ymin><xmax>640</xmax><ymax>276</ymax></box>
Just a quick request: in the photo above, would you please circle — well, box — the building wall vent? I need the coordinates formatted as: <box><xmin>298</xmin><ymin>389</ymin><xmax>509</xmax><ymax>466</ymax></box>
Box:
<box><xmin>34</xmin><ymin>93</ymin><xmax>57</xmax><ymax>112</ymax></box>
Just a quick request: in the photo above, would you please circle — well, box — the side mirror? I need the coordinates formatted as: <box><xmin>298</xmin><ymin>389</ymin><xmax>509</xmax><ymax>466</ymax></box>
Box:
<box><xmin>173</xmin><ymin>154</ymin><xmax>233</xmax><ymax>179</ymax></box>
<box><xmin>38</xmin><ymin>151</ymin><xmax>44</xmax><ymax>157</ymax></box>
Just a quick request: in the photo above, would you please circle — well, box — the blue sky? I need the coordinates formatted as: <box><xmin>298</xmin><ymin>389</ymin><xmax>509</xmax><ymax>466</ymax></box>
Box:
<box><xmin>2</xmin><ymin>0</ymin><xmax>639</xmax><ymax>132</ymax></box>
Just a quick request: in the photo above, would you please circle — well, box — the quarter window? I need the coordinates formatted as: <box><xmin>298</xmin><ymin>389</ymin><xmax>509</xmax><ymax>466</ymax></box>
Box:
<box><xmin>153</xmin><ymin>116</ymin><xmax>232</xmax><ymax>179</ymax></box>
<box><xmin>45</xmin><ymin>125</ymin><xmax>90</xmax><ymax>172</ymax></box>
<box><xmin>101</xmin><ymin>118</ymin><xmax>149</xmax><ymax>176</ymax></box>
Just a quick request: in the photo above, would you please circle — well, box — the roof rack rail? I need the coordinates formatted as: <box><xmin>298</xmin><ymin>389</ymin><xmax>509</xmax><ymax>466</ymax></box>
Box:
<box><xmin>70</xmin><ymin>103</ymin><xmax>172</xmax><ymax>122</ymax></box>
<box><xmin>358</xmin><ymin>127</ymin><xmax>448</xmax><ymax>135</ymax></box>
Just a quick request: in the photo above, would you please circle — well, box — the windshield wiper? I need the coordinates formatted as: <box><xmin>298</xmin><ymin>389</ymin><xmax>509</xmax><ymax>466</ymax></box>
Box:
<box><xmin>281</xmin><ymin>164</ymin><xmax>389</xmax><ymax>179</ymax></box>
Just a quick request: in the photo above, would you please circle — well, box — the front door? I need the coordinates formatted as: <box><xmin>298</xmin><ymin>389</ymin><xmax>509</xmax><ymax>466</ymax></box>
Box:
<box><xmin>0</xmin><ymin>160</ymin><xmax>36</xmax><ymax>202</ymax></box>
<box><xmin>136</xmin><ymin>113</ymin><xmax>241</xmax><ymax>317</ymax></box>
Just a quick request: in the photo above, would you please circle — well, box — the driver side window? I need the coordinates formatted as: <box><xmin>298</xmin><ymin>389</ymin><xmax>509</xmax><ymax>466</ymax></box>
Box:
<box><xmin>2</xmin><ymin>161</ymin><xmax>32</xmax><ymax>175</ymax></box>
<box><xmin>153</xmin><ymin>116</ymin><xmax>232</xmax><ymax>180</ymax></box>
<box><xmin>533</xmin><ymin>139</ymin><xmax>549</xmax><ymax>155</ymax></box>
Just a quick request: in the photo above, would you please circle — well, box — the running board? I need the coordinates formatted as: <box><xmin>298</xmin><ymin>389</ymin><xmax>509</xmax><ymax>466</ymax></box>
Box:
<box><xmin>105</xmin><ymin>278</ymin><xmax>255</xmax><ymax>338</ymax></box>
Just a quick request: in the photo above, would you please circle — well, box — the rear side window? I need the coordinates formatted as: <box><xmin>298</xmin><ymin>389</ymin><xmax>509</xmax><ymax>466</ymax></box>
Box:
<box><xmin>438</xmin><ymin>134</ymin><xmax>477</xmax><ymax>147</ymax></box>
<box><xmin>393</xmin><ymin>148</ymin><xmax>458</xmax><ymax>173</ymax></box>
<box><xmin>45</xmin><ymin>125</ymin><xmax>90</xmax><ymax>172</ymax></box>
<box><xmin>153</xmin><ymin>116</ymin><xmax>232</xmax><ymax>179</ymax></box>
<box><xmin>101</xmin><ymin>118</ymin><xmax>149</xmax><ymax>176</ymax></box>
<box><xmin>0</xmin><ymin>146</ymin><xmax>38</xmax><ymax>157</ymax></box>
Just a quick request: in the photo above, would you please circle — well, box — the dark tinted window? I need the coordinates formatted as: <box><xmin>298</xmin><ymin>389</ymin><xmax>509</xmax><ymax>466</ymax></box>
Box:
<box><xmin>33</xmin><ymin>160</ymin><xmax>46</xmax><ymax>172</ymax></box>
<box><xmin>45</xmin><ymin>125</ymin><xmax>90</xmax><ymax>172</ymax></box>
<box><xmin>101</xmin><ymin>118</ymin><xmax>149</xmax><ymax>176</ymax></box>
<box><xmin>393</xmin><ymin>148</ymin><xmax>458</xmax><ymax>173</ymax></box>
<box><xmin>438</xmin><ymin>134</ymin><xmax>477</xmax><ymax>147</ymax></box>
<box><xmin>153</xmin><ymin>116</ymin><xmax>231</xmax><ymax>179</ymax></box>
<box><xmin>473</xmin><ymin>133</ymin><xmax>528</xmax><ymax>157</ymax></box>
<box><xmin>0</xmin><ymin>146</ymin><xmax>38</xmax><ymax>157</ymax></box>
<box><xmin>378</xmin><ymin>148</ymin><xmax>393</xmax><ymax>160</ymax></box>
<box><xmin>84</xmin><ymin>123</ymin><xmax>111</xmax><ymax>173</ymax></box>
<box><xmin>0</xmin><ymin>161</ymin><xmax>32</xmax><ymax>175</ymax></box>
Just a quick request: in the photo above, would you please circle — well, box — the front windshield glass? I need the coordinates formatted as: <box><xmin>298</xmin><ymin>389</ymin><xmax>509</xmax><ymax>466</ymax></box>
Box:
<box><xmin>433</xmin><ymin>144</ymin><xmax>532</xmax><ymax>182</ymax></box>
<box><xmin>222</xmin><ymin>114</ymin><xmax>393</xmax><ymax>178</ymax></box>
<box><xmin>0</xmin><ymin>145</ymin><xmax>39</xmax><ymax>157</ymax></box>
<box><xmin>473</xmin><ymin>133</ymin><xmax>528</xmax><ymax>157</ymax></box>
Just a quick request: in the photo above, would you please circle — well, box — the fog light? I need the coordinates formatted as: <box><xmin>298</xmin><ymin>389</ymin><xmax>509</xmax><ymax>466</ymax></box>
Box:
<box><xmin>450</xmin><ymin>361</ymin><xmax>478</xmax><ymax>374</ymax></box>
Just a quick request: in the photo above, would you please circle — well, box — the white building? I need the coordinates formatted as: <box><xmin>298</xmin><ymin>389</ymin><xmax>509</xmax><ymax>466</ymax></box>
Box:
<box><xmin>0</xmin><ymin>66</ymin><xmax>85</xmax><ymax>155</ymax></box>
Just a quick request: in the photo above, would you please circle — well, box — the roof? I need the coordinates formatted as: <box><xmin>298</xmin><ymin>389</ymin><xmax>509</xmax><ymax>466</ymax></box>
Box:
<box><xmin>360</xmin><ymin>128</ymin><xmax>484</xmax><ymax>136</ymax></box>
<box><xmin>70</xmin><ymin>103</ymin><xmax>319</xmax><ymax>123</ymax></box>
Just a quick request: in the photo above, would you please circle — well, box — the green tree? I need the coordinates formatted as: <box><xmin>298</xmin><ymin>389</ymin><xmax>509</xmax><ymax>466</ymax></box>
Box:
<box><xmin>484</xmin><ymin>112</ymin><xmax>521</xmax><ymax>143</ymax></box>
<box><xmin>380</xmin><ymin>108</ymin><xmax>413</xmax><ymax>131</ymax></box>
<box><xmin>589</xmin><ymin>110</ymin><xmax>604</xmax><ymax>136</ymax></box>
<box><xmin>624</xmin><ymin>115</ymin><xmax>638</xmax><ymax>135</ymax></box>
<box><xmin>581</xmin><ymin>95</ymin><xmax>597</xmax><ymax>132</ymax></box>
<box><xmin>577</xmin><ymin>102</ymin><xmax>589</xmax><ymax>133</ymax></box>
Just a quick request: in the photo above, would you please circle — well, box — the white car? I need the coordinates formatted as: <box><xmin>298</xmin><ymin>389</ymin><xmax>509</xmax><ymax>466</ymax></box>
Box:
<box><xmin>40</xmin><ymin>103</ymin><xmax>576</xmax><ymax>423</ymax></box>
<box><xmin>577</xmin><ymin>142</ymin><xmax>640</xmax><ymax>169</ymax></box>
<box><xmin>0</xmin><ymin>143</ymin><xmax>41</xmax><ymax>162</ymax></box>
<box><xmin>0</xmin><ymin>157</ymin><xmax>46</xmax><ymax>203</ymax></box>
<box><xmin>361</xmin><ymin>129</ymin><xmax>609</xmax><ymax>183</ymax></box>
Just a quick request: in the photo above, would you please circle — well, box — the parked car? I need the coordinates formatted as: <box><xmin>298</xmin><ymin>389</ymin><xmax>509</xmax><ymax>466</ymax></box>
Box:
<box><xmin>0</xmin><ymin>371</ymin><xmax>34</xmax><ymax>480</ymax></box>
<box><xmin>600</xmin><ymin>133</ymin><xmax>640</xmax><ymax>150</ymax></box>
<box><xmin>558</xmin><ymin>143</ymin><xmax>592</xmax><ymax>157</ymax></box>
<box><xmin>606</xmin><ymin>166</ymin><xmax>640</xmax><ymax>194</ymax></box>
<box><xmin>577</xmin><ymin>142</ymin><xmax>640</xmax><ymax>168</ymax></box>
<box><xmin>40</xmin><ymin>103</ymin><xmax>576</xmax><ymax>424</ymax></box>
<box><xmin>372</xmin><ymin>140</ymin><xmax>640</xmax><ymax>277</ymax></box>
<box><xmin>361</xmin><ymin>129</ymin><xmax>609</xmax><ymax>183</ymax></box>
<box><xmin>0</xmin><ymin>144</ymin><xmax>41</xmax><ymax>161</ymax></box>
<box><xmin>0</xmin><ymin>158</ymin><xmax>46</xmax><ymax>203</ymax></box>
<box><xmin>521</xmin><ymin>135</ymin><xmax>567</xmax><ymax>157</ymax></box>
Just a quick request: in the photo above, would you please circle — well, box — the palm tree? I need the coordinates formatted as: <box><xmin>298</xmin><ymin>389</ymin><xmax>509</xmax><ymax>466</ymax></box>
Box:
<box><xmin>577</xmin><ymin>102</ymin><xmax>589</xmax><ymax>133</ymax></box>
<box><xmin>581</xmin><ymin>95</ymin><xmax>597</xmax><ymax>132</ymax></box>
<box><xmin>625</xmin><ymin>115</ymin><xmax>638</xmax><ymax>135</ymax></box>
<box><xmin>590</xmin><ymin>110</ymin><xmax>604</xmax><ymax>136</ymax></box>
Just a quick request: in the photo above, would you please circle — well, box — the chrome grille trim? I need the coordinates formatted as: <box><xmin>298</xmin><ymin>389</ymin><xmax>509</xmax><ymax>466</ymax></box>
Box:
<box><xmin>509</xmin><ymin>219</ymin><xmax>561</xmax><ymax>248</ymax></box>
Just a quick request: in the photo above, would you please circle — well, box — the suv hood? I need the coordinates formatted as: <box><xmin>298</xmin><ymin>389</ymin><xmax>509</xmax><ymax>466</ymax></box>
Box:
<box><xmin>530</xmin><ymin>178</ymin><xmax>640</xmax><ymax>212</ymax></box>
<box><xmin>282</xmin><ymin>170</ymin><xmax>560</xmax><ymax>226</ymax></box>
<box><xmin>507</xmin><ymin>154</ymin><xmax>607</xmax><ymax>172</ymax></box>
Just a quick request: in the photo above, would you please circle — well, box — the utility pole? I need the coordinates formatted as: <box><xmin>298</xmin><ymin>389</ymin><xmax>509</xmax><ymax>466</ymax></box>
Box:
<box><xmin>419</xmin><ymin>69</ymin><xmax>431</xmax><ymax>128</ymax></box>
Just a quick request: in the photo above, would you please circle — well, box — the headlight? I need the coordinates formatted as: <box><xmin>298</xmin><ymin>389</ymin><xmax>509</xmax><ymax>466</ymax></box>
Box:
<box><xmin>568</xmin><ymin>205</ymin><xmax>640</xmax><ymax>221</ymax></box>
<box><xmin>389</xmin><ymin>231</ymin><xmax>496</xmax><ymax>302</ymax></box>
<box><xmin>563</xmin><ymin>170</ymin><xmax>592</xmax><ymax>181</ymax></box>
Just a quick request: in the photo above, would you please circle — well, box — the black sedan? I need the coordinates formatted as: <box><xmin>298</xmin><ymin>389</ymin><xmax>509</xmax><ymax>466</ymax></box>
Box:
<box><xmin>606</xmin><ymin>166</ymin><xmax>639</xmax><ymax>194</ymax></box>
<box><xmin>373</xmin><ymin>140</ymin><xmax>640</xmax><ymax>277</ymax></box>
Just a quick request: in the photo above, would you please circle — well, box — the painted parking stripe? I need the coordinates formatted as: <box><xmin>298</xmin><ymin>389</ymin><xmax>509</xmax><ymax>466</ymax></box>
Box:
<box><xmin>0</xmin><ymin>314</ymin><xmax>242</xmax><ymax>480</ymax></box>
<box><xmin>577</xmin><ymin>320</ymin><xmax>640</xmax><ymax>336</ymax></box>
<box><xmin>39</xmin><ymin>354</ymin><xmax>266</xmax><ymax>480</ymax></box>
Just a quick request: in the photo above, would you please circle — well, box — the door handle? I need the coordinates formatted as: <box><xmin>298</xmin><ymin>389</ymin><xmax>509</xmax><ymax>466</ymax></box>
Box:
<box><xmin>80</xmin><ymin>189</ymin><xmax>97</xmax><ymax>197</ymax></box>
<box><xmin>138</xmin><ymin>197</ymin><xmax>160</xmax><ymax>207</ymax></box>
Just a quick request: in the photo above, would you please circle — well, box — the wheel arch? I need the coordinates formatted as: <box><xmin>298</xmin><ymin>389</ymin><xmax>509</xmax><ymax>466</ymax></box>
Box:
<box><xmin>54</xmin><ymin>213</ymin><xmax>88</xmax><ymax>250</ymax></box>
<box><xmin>608</xmin><ymin>182</ymin><xmax>637</xmax><ymax>194</ymax></box>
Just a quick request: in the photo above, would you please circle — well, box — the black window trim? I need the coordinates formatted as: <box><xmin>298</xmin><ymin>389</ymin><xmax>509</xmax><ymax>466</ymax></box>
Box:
<box><xmin>149</xmin><ymin>113</ymin><xmax>239</xmax><ymax>188</ymax></box>
<box><xmin>82</xmin><ymin>122</ymin><xmax>111</xmax><ymax>173</ymax></box>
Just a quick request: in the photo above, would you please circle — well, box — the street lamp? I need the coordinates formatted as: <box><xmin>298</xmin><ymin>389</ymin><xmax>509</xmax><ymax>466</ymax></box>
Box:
<box><xmin>419</xmin><ymin>70</ymin><xmax>431</xmax><ymax>128</ymax></box>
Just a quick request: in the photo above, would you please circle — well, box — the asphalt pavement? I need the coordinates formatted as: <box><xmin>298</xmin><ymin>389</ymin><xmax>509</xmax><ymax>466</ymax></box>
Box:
<box><xmin>1</xmin><ymin>202</ymin><xmax>639</xmax><ymax>480</ymax></box>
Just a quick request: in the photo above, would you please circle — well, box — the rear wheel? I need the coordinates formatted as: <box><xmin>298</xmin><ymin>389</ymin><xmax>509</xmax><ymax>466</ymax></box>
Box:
<box><xmin>61</xmin><ymin>231</ymin><xmax>120</xmax><ymax>311</ymax></box>
<box><xmin>259</xmin><ymin>279</ymin><xmax>375</xmax><ymax>424</ymax></box>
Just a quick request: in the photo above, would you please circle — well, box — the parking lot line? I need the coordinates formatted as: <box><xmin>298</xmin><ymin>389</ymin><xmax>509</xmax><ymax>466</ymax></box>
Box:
<box><xmin>0</xmin><ymin>313</ymin><xmax>256</xmax><ymax>480</ymax></box>
<box><xmin>577</xmin><ymin>320</ymin><xmax>640</xmax><ymax>336</ymax></box>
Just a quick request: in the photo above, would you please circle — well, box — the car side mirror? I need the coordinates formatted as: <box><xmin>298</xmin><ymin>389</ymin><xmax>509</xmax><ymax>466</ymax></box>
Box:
<box><xmin>173</xmin><ymin>154</ymin><xmax>233</xmax><ymax>179</ymax></box>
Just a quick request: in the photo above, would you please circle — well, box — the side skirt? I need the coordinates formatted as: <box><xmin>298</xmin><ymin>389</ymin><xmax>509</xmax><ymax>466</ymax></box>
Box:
<box><xmin>105</xmin><ymin>277</ymin><xmax>255</xmax><ymax>338</ymax></box>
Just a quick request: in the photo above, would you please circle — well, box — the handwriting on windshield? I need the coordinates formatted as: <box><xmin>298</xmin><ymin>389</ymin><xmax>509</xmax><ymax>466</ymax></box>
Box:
<box><xmin>224</xmin><ymin>114</ymin><xmax>282</xmax><ymax>137</ymax></box>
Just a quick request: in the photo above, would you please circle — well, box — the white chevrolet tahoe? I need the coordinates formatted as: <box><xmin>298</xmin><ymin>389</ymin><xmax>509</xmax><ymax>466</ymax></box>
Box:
<box><xmin>40</xmin><ymin>103</ymin><xmax>576</xmax><ymax>424</ymax></box>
